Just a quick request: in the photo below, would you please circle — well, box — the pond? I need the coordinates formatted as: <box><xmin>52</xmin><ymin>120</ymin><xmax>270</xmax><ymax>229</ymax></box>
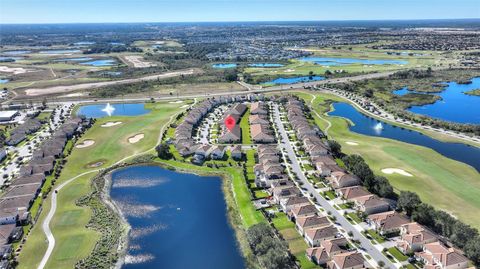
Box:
<box><xmin>2</xmin><ymin>50</ymin><xmax>31</xmax><ymax>55</ymax></box>
<box><xmin>80</xmin><ymin>59</ymin><xmax>117</xmax><ymax>66</ymax></box>
<box><xmin>53</xmin><ymin>57</ymin><xmax>94</xmax><ymax>62</ymax></box>
<box><xmin>329</xmin><ymin>102</ymin><xmax>480</xmax><ymax>172</ymax></box>
<box><xmin>212</xmin><ymin>63</ymin><xmax>237</xmax><ymax>69</ymax></box>
<box><xmin>263</xmin><ymin>75</ymin><xmax>325</xmax><ymax>85</ymax></box>
<box><xmin>0</xmin><ymin>79</ymin><xmax>9</xmax><ymax>84</ymax></box>
<box><xmin>39</xmin><ymin>49</ymin><xmax>82</xmax><ymax>54</ymax></box>
<box><xmin>76</xmin><ymin>103</ymin><xmax>150</xmax><ymax>118</ymax></box>
<box><xmin>299</xmin><ymin>56</ymin><xmax>408</xmax><ymax>66</ymax></box>
<box><xmin>406</xmin><ymin>77</ymin><xmax>480</xmax><ymax>124</ymax></box>
<box><xmin>248</xmin><ymin>63</ymin><xmax>284</xmax><ymax>67</ymax></box>
<box><xmin>0</xmin><ymin>56</ymin><xmax>24</xmax><ymax>62</ymax></box>
<box><xmin>110</xmin><ymin>165</ymin><xmax>245</xmax><ymax>269</ymax></box>
<box><xmin>74</xmin><ymin>41</ymin><xmax>96</xmax><ymax>46</ymax></box>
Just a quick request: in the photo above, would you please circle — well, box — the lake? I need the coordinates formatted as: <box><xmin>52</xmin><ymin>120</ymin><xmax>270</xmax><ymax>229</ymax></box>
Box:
<box><xmin>76</xmin><ymin>103</ymin><xmax>150</xmax><ymax>118</ymax></box>
<box><xmin>263</xmin><ymin>75</ymin><xmax>325</xmax><ymax>85</ymax></box>
<box><xmin>407</xmin><ymin>77</ymin><xmax>480</xmax><ymax>124</ymax></box>
<box><xmin>299</xmin><ymin>57</ymin><xmax>408</xmax><ymax>66</ymax></box>
<box><xmin>74</xmin><ymin>41</ymin><xmax>96</xmax><ymax>46</ymax></box>
<box><xmin>329</xmin><ymin>102</ymin><xmax>480</xmax><ymax>172</ymax></box>
<box><xmin>80</xmin><ymin>59</ymin><xmax>117</xmax><ymax>66</ymax></box>
<box><xmin>248</xmin><ymin>63</ymin><xmax>284</xmax><ymax>67</ymax></box>
<box><xmin>0</xmin><ymin>79</ymin><xmax>9</xmax><ymax>84</ymax></box>
<box><xmin>39</xmin><ymin>49</ymin><xmax>82</xmax><ymax>54</ymax></box>
<box><xmin>0</xmin><ymin>56</ymin><xmax>24</xmax><ymax>62</ymax></box>
<box><xmin>212</xmin><ymin>63</ymin><xmax>237</xmax><ymax>69</ymax></box>
<box><xmin>110</xmin><ymin>165</ymin><xmax>245</xmax><ymax>269</ymax></box>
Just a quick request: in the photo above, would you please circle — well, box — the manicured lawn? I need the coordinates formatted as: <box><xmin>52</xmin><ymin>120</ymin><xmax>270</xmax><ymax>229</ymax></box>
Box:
<box><xmin>346</xmin><ymin>212</ymin><xmax>362</xmax><ymax>224</ymax></box>
<box><xmin>296</xmin><ymin>91</ymin><xmax>480</xmax><ymax>230</ymax></box>
<box><xmin>323</xmin><ymin>190</ymin><xmax>336</xmax><ymax>200</ymax></box>
<box><xmin>240</xmin><ymin>107</ymin><xmax>252</xmax><ymax>144</ymax></box>
<box><xmin>365</xmin><ymin>229</ymin><xmax>386</xmax><ymax>243</ymax></box>
<box><xmin>36</xmin><ymin>111</ymin><xmax>52</xmax><ymax>121</ymax></box>
<box><xmin>388</xmin><ymin>247</ymin><xmax>409</xmax><ymax>262</ymax></box>
<box><xmin>254</xmin><ymin>189</ymin><xmax>270</xmax><ymax>199</ymax></box>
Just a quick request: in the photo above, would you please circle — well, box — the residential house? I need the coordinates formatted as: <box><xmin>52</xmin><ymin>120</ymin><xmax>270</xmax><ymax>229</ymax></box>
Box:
<box><xmin>351</xmin><ymin>195</ymin><xmax>390</xmax><ymax>215</ymax></box>
<box><xmin>250</xmin><ymin>124</ymin><xmax>275</xmax><ymax>143</ymax></box>
<box><xmin>280</xmin><ymin>196</ymin><xmax>311</xmax><ymax>212</ymax></box>
<box><xmin>327</xmin><ymin>252</ymin><xmax>366</xmax><ymax>269</ymax></box>
<box><xmin>306</xmin><ymin>237</ymin><xmax>351</xmax><ymax>265</ymax></box>
<box><xmin>336</xmin><ymin>186</ymin><xmax>371</xmax><ymax>201</ymax></box>
<box><xmin>288</xmin><ymin>204</ymin><xmax>318</xmax><ymax>221</ymax></box>
<box><xmin>397</xmin><ymin>222</ymin><xmax>438</xmax><ymax>254</ymax></box>
<box><xmin>305</xmin><ymin>225</ymin><xmax>339</xmax><ymax>247</ymax></box>
<box><xmin>366</xmin><ymin>211</ymin><xmax>412</xmax><ymax>236</ymax></box>
<box><xmin>230</xmin><ymin>145</ymin><xmax>242</xmax><ymax>160</ymax></box>
<box><xmin>329</xmin><ymin>172</ymin><xmax>361</xmax><ymax>188</ymax></box>
<box><xmin>296</xmin><ymin>214</ymin><xmax>330</xmax><ymax>235</ymax></box>
<box><xmin>250</xmin><ymin>102</ymin><xmax>268</xmax><ymax>115</ymax></box>
<box><xmin>218</xmin><ymin>125</ymin><xmax>241</xmax><ymax>143</ymax></box>
<box><xmin>416</xmin><ymin>242</ymin><xmax>468</xmax><ymax>269</ymax></box>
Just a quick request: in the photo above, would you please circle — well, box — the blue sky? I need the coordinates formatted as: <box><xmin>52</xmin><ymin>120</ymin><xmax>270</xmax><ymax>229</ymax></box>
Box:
<box><xmin>1</xmin><ymin>0</ymin><xmax>479</xmax><ymax>24</ymax></box>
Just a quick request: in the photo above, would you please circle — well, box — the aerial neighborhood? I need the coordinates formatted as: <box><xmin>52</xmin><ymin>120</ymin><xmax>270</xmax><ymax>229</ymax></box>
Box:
<box><xmin>167</xmin><ymin>93</ymin><xmax>473</xmax><ymax>269</ymax></box>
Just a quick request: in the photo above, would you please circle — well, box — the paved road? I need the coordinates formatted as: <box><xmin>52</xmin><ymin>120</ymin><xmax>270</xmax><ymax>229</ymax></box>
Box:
<box><xmin>272</xmin><ymin>103</ymin><xmax>398</xmax><ymax>269</ymax></box>
<box><xmin>21</xmin><ymin>68</ymin><xmax>200</xmax><ymax>97</ymax></box>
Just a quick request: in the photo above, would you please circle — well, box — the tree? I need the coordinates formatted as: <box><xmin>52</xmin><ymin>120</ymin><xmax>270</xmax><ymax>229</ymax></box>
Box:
<box><xmin>155</xmin><ymin>143</ymin><xmax>172</xmax><ymax>160</ymax></box>
<box><xmin>412</xmin><ymin>203</ymin><xmax>436</xmax><ymax>227</ymax></box>
<box><xmin>327</xmin><ymin>140</ymin><xmax>342</xmax><ymax>157</ymax></box>
<box><xmin>372</xmin><ymin>175</ymin><xmax>394</xmax><ymax>198</ymax></box>
<box><xmin>465</xmin><ymin>236</ymin><xmax>480</xmax><ymax>267</ymax></box>
<box><xmin>397</xmin><ymin>191</ymin><xmax>421</xmax><ymax>216</ymax></box>
<box><xmin>324</xmin><ymin>70</ymin><xmax>333</xmax><ymax>76</ymax></box>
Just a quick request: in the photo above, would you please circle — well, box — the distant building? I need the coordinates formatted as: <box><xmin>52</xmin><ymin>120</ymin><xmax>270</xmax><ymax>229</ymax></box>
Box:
<box><xmin>0</xmin><ymin>111</ymin><xmax>18</xmax><ymax>122</ymax></box>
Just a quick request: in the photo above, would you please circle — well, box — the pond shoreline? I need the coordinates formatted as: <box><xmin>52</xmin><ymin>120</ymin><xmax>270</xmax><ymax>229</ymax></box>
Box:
<box><xmin>96</xmin><ymin>160</ymin><xmax>253</xmax><ymax>269</ymax></box>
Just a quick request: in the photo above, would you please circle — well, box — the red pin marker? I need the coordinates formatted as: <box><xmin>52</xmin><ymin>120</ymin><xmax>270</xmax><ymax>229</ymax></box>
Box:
<box><xmin>225</xmin><ymin>115</ymin><xmax>236</xmax><ymax>131</ymax></box>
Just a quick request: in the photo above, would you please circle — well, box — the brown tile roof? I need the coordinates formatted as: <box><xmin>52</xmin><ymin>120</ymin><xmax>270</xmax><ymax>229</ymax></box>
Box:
<box><xmin>339</xmin><ymin>186</ymin><xmax>371</xmax><ymax>200</ymax></box>
<box><xmin>331</xmin><ymin>252</ymin><xmax>365</xmax><ymax>269</ymax></box>
<box><xmin>367</xmin><ymin>211</ymin><xmax>411</xmax><ymax>231</ymax></box>
<box><xmin>306</xmin><ymin>225</ymin><xmax>338</xmax><ymax>241</ymax></box>
<box><xmin>297</xmin><ymin>215</ymin><xmax>330</xmax><ymax>229</ymax></box>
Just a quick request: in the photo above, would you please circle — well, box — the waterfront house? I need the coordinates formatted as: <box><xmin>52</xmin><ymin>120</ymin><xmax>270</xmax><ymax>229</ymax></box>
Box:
<box><xmin>366</xmin><ymin>211</ymin><xmax>412</xmax><ymax>236</ymax></box>
<box><xmin>210</xmin><ymin>146</ymin><xmax>226</xmax><ymax>160</ymax></box>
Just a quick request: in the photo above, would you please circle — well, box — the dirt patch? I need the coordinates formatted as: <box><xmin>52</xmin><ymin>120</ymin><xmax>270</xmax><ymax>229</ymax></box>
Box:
<box><xmin>76</xmin><ymin>139</ymin><xmax>95</xmax><ymax>148</ymax></box>
<box><xmin>124</xmin><ymin>55</ymin><xmax>156</xmax><ymax>68</ymax></box>
<box><xmin>381</xmin><ymin>168</ymin><xmax>413</xmax><ymax>177</ymax></box>
<box><xmin>101</xmin><ymin>121</ymin><xmax>123</xmax><ymax>127</ymax></box>
<box><xmin>128</xmin><ymin>133</ymin><xmax>144</xmax><ymax>144</ymax></box>
<box><xmin>0</xmin><ymin>65</ymin><xmax>34</xmax><ymax>75</ymax></box>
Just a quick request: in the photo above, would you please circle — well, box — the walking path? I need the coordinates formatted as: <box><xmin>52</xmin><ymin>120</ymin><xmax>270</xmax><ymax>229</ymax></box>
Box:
<box><xmin>37</xmin><ymin>103</ymin><xmax>192</xmax><ymax>269</ymax></box>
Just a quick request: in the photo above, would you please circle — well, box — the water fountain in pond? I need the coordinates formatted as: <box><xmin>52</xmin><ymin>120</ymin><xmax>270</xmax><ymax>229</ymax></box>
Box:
<box><xmin>102</xmin><ymin>103</ymin><xmax>115</xmax><ymax>116</ymax></box>
<box><xmin>373</xmin><ymin>122</ymin><xmax>384</xmax><ymax>133</ymax></box>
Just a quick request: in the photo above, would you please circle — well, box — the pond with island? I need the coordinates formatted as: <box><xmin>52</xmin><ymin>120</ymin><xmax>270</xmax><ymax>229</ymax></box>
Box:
<box><xmin>76</xmin><ymin>103</ymin><xmax>150</xmax><ymax>118</ymax></box>
<box><xmin>110</xmin><ymin>165</ymin><xmax>244</xmax><ymax>269</ymax></box>
<box><xmin>394</xmin><ymin>77</ymin><xmax>480</xmax><ymax>124</ymax></box>
<box><xmin>328</xmin><ymin>102</ymin><xmax>480</xmax><ymax>172</ymax></box>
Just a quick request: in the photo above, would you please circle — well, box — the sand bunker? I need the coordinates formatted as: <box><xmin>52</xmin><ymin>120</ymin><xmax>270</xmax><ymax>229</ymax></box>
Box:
<box><xmin>169</xmin><ymin>100</ymin><xmax>183</xmax><ymax>104</ymax></box>
<box><xmin>128</xmin><ymin>133</ymin><xmax>144</xmax><ymax>144</ymax></box>
<box><xmin>180</xmin><ymin>104</ymin><xmax>189</xmax><ymax>108</ymax></box>
<box><xmin>381</xmin><ymin>168</ymin><xmax>413</xmax><ymax>177</ymax></box>
<box><xmin>101</xmin><ymin>121</ymin><xmax>122</xmax><ymax>127</ymax></box>
<box><xmin>345</xmin><ymin>141</ymin><xmax>359</xmax><ymax>146</ymax></box>
<box><xmin>76</xmin><ymin>139</ymin><xmax>95</xmax><ymax>148</ymax></box>
<box><xmin>284</xmin><ymin>69</ymin><xmax>295</xmax><ymax>73</ymax></box>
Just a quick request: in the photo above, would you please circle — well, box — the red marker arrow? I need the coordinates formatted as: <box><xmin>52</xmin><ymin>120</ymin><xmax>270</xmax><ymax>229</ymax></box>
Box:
<box><xmin>225</xmin><ymin>115</ymin><xmax>236</xmax><ymax>131</ymax></box>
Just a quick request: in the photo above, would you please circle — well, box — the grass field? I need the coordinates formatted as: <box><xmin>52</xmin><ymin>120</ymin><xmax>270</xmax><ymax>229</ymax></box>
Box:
<box><xmin>240</xmin><ymin>107</ymin><xmax>252</xmax><ymax>144</ymax></box>
<box><xmin>296</xmin><ymin>91</ymin><xmax>480</xmax><ymax>230</ymax></box>
<box><xmin>17</xmin><ymin>101</ymin><xmax>185</xmax><ymax>269</ymax></box>
<box><xmin>271</xmin><ymin>212</ymin><xmax>318</xmax><ymax>269</ymax></box>
<box><xmin>244</xmin><ymin>45</ymin><xmax>448</xmax><ymax>79</ymax></box>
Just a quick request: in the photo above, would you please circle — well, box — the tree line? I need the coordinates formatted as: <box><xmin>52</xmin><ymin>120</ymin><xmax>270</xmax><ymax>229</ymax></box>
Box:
<box><xmin>332</xmin><ymin>143</ymin><xmax>480</xmax><ymax>266</ymax></box>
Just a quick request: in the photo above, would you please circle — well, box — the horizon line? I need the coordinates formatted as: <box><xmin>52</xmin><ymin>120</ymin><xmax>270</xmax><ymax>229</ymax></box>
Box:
<box><xmin>1</xmin><ymin>17</ymin><xmax>480</xmax><ymax>25</ymax></box>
